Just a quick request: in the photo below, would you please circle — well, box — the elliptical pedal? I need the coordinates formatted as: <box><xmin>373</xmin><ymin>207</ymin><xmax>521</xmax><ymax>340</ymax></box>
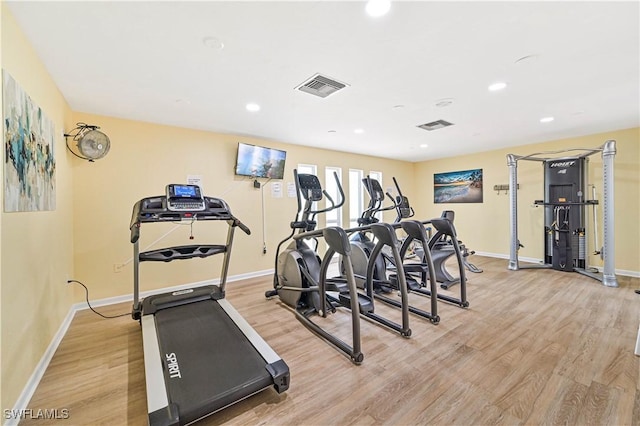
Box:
<box><xmin>325</xmin><ymin>279</ymin><xmax>348</xmax><ymax>293</ymax></box>
<box><xmin>338</xmin><ymin>293</ymin><xmax>374</xmax><ymax>314</ymax></box>
<box><xmin>389</xmin><ymin>274</ymin><xmax>422</xmax><ymax>291</ymax></box>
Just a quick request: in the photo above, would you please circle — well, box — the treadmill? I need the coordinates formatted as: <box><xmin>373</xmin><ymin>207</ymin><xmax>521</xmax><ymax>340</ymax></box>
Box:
<box><xmin>130</xmin><ymin>184</ymin><xmax>289</xmax><ymax>426</ymax></box>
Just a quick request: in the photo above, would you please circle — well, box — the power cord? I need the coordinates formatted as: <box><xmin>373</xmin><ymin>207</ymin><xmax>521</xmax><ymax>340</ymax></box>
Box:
<box><xmin>67</xmin><ymin>279</ymin><xmax>130</xmax><ymax>319</ymax></box>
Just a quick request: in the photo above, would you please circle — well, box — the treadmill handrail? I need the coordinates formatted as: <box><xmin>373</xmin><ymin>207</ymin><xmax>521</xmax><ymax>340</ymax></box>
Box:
<box><xmin>130</xmin><ymin>195</ymin><xmax>250</xmax><ymax>243</ymax></box>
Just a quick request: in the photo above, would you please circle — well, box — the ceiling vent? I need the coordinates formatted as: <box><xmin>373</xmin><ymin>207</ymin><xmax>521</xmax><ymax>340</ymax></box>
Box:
<box><xmin>295</xmin><ymin>73</ymin><xmax>348</xmax><ymax>98</ymax></box>
<box><xmin>417</xmin><ymin>120</ymin><xmax>454</xmax><ymax>131</ymax></box>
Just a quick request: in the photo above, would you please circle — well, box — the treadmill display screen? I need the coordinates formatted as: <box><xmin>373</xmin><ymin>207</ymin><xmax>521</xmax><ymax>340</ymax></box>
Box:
<box><xmin>165</xmin><ymin>184</ymin><xmax>205</xmax><ymax>212</ymax></box>
<box><xmin>174</xmin><ymin>185</ymin><xmax>196</xmax><ymax>197</ymax></box>
<box><xmin>166</xmin><ymin>184</ymin><xmax>202</xmax><ymax>200</ymax></box>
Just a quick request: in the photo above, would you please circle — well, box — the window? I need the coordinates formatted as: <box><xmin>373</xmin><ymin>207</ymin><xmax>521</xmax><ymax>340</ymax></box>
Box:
<box><xmin>369</xmin><ymin>170</ymin><xmax>383</xmax><ymax>222</ymax></box>
<box><xmin>325</xmin><ymin>167</ymin><xmax>343</xmax><ymax>227</ymax></box>
<box><xmin>349</xmin><ymin>169</ymin><xmax>364</xmax><ymax>228</ymax></box>
<box><xmin>297</xmin><ymin>163</ymin><xmax>317</xmax><ymax>176</ymax></box>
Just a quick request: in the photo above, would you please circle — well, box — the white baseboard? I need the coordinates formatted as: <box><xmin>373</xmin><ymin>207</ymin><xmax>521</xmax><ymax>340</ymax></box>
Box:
<box><xmin>7</xmin><ymin>268</ymin><xmax>274</xmax><ymax>425</ymax></box>
<box><xmin>3</xmin><ymin>307</ymin><xmax>76</xmax><ymax>426</ymax></box>
<box><xmin>474</xmin><ymin>251</ymin><xmax>640</xmax><ymax>278</ymax></box>
<box><xmin>589</xmin><ymin>266</ymin><xmax>640</xmax><ymax>278</ymax></box>
<box><xmin>74</xmin><ymin>268</ymin><xmax>274</xmax><ymax>311</ymax></box>
<box><xmin>474</xmin><ymin>251</ymin><xmax>542</xmax><ymax>264</ymax></box>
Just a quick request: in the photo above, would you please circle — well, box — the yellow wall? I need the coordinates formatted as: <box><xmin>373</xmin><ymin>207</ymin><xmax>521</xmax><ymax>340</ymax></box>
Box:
<box><xmin>1</xmin><ymin>6</ymin><xmax>75</xmax><ymax>413</ymax></box>
<box><xmin>70</xmin><ymin>112</ymin><xmax>415</xmax><ymax>300</ymax></box>
<box><xmin>414</xmin><ymin>127</ymin><xmax>640</xmax><ymax>273</ymax></box>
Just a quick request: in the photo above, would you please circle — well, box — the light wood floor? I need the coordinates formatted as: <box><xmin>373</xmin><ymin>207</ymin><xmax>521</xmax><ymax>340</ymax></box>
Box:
<box><xmin>22</xmin><ymin>256</ymin><xmax>640</xmax><ymax>425</ymax></box>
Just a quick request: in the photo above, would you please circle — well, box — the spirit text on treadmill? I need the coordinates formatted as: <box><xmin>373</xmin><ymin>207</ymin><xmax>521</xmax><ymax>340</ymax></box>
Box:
<box><xmin>166</xmin><ymin>352</ymin><xmax>182</xmax><ymax>378</ymax></box>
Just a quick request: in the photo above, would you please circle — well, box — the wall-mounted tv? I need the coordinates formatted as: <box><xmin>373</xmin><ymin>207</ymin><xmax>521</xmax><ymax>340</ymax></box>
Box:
<box><xmin>235</xmin><ymin>142</ymin><xmax>287</xmax><ymax>179</ymax></box>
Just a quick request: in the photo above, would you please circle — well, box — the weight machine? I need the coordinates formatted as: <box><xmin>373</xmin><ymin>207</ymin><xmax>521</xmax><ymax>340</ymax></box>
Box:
<box><xmin>507</xmin><ymin>140</ymin><xmax>618</xmax><ymax>287</ymax></box>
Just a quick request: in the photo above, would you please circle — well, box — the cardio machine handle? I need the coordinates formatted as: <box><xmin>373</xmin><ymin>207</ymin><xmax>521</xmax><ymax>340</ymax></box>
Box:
<box><xmin>130</xmin><ymin>200</ymin><xmax>142</xmax><ymax>243</ymax></box>
<box><xmin>392</xmin><ymin>177</ymin><xmax>404</xmax><ymax>198</ymax></box>
<box><xmin>385</xmin><ymin>192</ymin><xmax>398</xmax><ymax>210</ymax></box>
<box><xmin>378</xmin><ymin>194</ymin><xmax>397</xmax><ymax>213</ymax></box>
<box><xmin>309</xmin><ymin>171</ymin><xmax>345</xmax><ymax>215</ymax></box>
<box><xmin>131</xmin><ymin>223</ymin><xmax>141</xmax><ymax>243</ymax></box>
<box><xmin>387</xmin><ymin>191</ymin><xmax>414</xmax><ymax>217</ymax></box>
<box><xmin>231</xmin><ymin>217</ymin><xmax>251</xmax><ymax>235</ymax></box>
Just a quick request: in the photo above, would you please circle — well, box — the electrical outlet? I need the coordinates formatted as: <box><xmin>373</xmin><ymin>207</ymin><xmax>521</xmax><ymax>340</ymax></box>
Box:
<box><xmin>113</xmin><ymin>263</ymin><xmax>125</xmax><ymax>273</ymax></box>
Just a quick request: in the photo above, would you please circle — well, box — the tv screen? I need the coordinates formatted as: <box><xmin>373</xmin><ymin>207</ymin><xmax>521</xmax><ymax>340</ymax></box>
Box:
<box><xmin>235</xmin><ymin>142</ymin><xmax>287</xmax><ymax>179</ymax></box>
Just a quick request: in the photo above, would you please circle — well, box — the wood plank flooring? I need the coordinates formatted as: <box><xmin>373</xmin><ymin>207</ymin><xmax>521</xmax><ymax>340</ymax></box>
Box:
<box><xmin>21</xmin><ymin>256</ymin><xmax>640</xmax><ymax>425</ymax></box>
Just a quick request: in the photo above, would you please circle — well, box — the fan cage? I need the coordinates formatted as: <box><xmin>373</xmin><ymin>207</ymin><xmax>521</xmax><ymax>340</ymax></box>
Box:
<box><xmin>64</xmin><ymin>122</ymin><xmax>110</xmax><ymax>162</ymax></box>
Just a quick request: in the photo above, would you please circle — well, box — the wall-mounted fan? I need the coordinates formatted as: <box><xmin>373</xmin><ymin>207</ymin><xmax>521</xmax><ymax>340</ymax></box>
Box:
<box><xmin>64</xmin><ymin>122</ymin><xmax>111</xmax><ymax>162</ymax></box>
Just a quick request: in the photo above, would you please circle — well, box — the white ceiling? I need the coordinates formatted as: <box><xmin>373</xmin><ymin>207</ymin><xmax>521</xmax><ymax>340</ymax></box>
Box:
<box><xmin>6</xmin><ymin>1</ymin><xmax>639</xmax><ymax>162</ymax></box>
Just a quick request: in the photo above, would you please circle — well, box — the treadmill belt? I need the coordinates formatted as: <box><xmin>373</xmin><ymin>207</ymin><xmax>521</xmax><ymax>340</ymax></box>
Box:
<box><xmin>154</xmin><ymin>299</ymin><xmax>273</xmax><ymax>424</ymax></box>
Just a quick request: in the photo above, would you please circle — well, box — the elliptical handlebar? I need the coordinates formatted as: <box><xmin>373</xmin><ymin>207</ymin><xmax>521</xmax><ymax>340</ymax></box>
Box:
<box><xmin>392</xmin><ymin>177</ymin><xmax>404</xmax><ymax>198</ymax></box>
<box><xmin>385</xmin><ymin>191</ymin><xmax>397</xmax><ymax>212</ymax></box>
<box><xmin>378</xmin><ymin>199</ymin><xmax>397</xmax><ymax>213</ymax></box>
<box><xmin>359</xmin><ymin>176</ymin><xmax>396</xmax><ymax>225</ymax></box>
<box><xmin>386</xmin><ymin>191</ymin><xmax>415</xmax><ymax>219</ymax></box>
<box><xmin>293</xmin><ymin>169</ymin><xmax>303</xmax><ymax>223</ymax></box>
<box><xmin>309</xmin><ymin>171</ymin><xmax>345</xmax><ymax>215</ymax></box>
<box><xmin>389</xmin><ymin>177</ymin><xmax>414</xmax><ymax>221</ymax></box>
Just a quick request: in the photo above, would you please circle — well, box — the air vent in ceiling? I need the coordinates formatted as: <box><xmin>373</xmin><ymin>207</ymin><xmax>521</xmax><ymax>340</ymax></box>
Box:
<box><xmin>417</xmin><ymin>120</ymin><xmax>454</xmax><ymax>131</ymax></box>
<box><xmin>295</xmin><ymin>73</ymin><xmax>348</xmax><ymax>98</ymax></box>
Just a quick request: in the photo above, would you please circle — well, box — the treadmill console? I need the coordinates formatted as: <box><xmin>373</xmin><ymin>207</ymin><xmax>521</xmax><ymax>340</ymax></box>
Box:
<box><xmin>166</xmin><ymin>184</ymin><xmax>205</xmax><ymax>212</ymax></box>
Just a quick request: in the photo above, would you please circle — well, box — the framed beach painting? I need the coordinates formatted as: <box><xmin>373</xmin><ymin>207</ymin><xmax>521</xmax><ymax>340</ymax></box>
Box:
<box><xmin>434</xmin><ymin>168</ymin><xmax>483</xmax><ymax>204</ymax></box>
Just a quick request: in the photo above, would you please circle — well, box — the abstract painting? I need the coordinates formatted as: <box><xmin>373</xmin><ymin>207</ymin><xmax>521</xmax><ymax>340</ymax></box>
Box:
<box><xmin>3</xmin><ymin>70</ymin><xmax>56</xmax><ymax>212</ymax></box>
<box><xmin>434</xmin><ymin>168</ymin><xmax>483</xmax><ymax>204</ymax></box>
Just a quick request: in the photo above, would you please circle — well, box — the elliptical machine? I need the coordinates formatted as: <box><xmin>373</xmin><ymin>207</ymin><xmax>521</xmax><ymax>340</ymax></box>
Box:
<box><xmin>400</xmin><ymin>217</ymin><xmax>470</xmax><ymax>308</ymax></box>
<box><xmin>427</xmin><ymin>210</ymin><xmax>483</xmax><ymax>290</ymax></box>
<box><xmin>382</xmin><ymin>178</ymin><xmax>471</xmax><ymax>308</ymax></box>
<box><xmin>380</xmin><ymin>177</ymin><xmax>481</xmax><ymax>290</ymax></box>
<box><xmin>265</xmin><ymin>170</ymin><xmax>367</xmax><ymax>364</ymax></box>
<box><xmin>348</xmin><ymin>176</ymin><xmax>398</xmax><ymax>291</ymax></box>
<box><xmin>345</xmin><ymin>177</ymin><xmax>439</xmax><ymax>325</ymax></box>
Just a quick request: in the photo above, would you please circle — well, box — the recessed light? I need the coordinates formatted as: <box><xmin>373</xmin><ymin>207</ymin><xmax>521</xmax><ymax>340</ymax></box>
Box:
<box><xmin>354</xmin><ymin>129</ymin><xmax>364</xmax><ymax>134</ymax></box>
<box><xmin>203</xmin><ymin>37</ymin><xmax>224</xmax><ymax>50</ymax></box>
<box><xmin>392</xmin><ymin>104</ymin><xmax>405</xmax><ymax>110</ymax></box>
<box><xmin>366</xmin><ymin>0</ymin><xmax>391</xmax><ymax>17</ymax></box>
<box><xmin>540</xmin><ymin>116</ymin><xmax>554</xmax><ymax>123</ymax></box>
<box><xmin>419</xmin><ymin>144</ymin><xmax>428</xmax><ymax>148</ymax></box>
<box><xmin>488</xmin><ymin>82</ymin><xmax>507</xmax><ymax>91</ymax></box>
<box><xmin>246</xmin><ymin>103</ymin><xmax>260</xmax><ymax>112</ymax></box>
